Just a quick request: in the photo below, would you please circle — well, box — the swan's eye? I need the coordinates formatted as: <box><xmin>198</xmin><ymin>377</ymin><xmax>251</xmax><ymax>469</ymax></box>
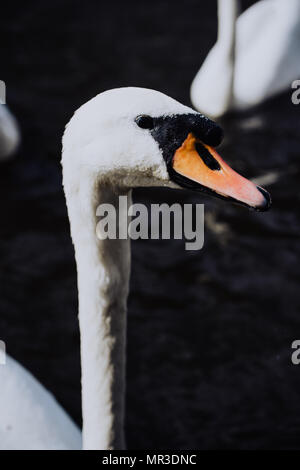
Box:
<box><xmin>135</xmin><ymin>115</ymin><xmax>155</xmax><ymax>130</ymax></box>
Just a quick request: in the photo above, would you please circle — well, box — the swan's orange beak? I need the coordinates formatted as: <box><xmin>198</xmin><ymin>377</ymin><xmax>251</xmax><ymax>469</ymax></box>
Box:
<box><xmin>172</xmin><ymin>133</ymin><xmax>271</xmax><ymax>211</ymax></box>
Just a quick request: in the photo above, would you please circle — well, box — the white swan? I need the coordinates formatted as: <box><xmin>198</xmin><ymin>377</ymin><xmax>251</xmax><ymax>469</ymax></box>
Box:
<box><xmin>0</xmin><ymin>105</ymin><xmax>20</xmax><ymax>160</ymax></box>
<box><xmin>62</xmin><ymin>87</ymin><xmax>271</xmax><ymax>449</ymax></box>
<box><xmin>0</xmin><ymin>355</ymin><xmax>81</xmax><ymax>449</ymax></box>
<box><xmin>0</xmin><ymin>101</ymin><xmax>79</xmax><ymax>449</ymax></box>
<box><xmin>191</xmin><ymin>0</ymin><xmax>300</xmax><ymax>118</ymax></box>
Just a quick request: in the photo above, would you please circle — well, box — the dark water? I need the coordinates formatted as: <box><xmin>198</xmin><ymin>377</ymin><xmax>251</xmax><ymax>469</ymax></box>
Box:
<box><xmin>1</xmin><ymin>0</ymin><xmax>300</xmax><ymax>449</ymax></box>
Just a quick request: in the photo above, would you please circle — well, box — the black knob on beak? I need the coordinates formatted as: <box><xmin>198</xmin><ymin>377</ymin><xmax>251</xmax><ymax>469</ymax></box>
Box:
<box><xmin>146</xmin><ymin>112</ymin><xmax>224</xmax><ymax>166</ymax></box>
<box><xmin>203</xmin><ymin>125</ymin><xmax>224</xmax><ymax>147</ymax></box>
<box><xmin>187</xmin><ymin>114</ymin><xmax>224</xmax><ymax>147</ymax></box>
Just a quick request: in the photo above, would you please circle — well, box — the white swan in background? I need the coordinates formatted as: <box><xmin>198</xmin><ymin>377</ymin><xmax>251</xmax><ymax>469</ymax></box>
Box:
<box><xmin>0</xmin><ymin>105</ymin><xmax>20</xmax><ymax>159</ymax></box>
<box><xmin>0</xmin><ymin>101</ymin><xmax>79</xmax><ymax>448</ymax></box>
<box><xmin>191</xmin><ymin>0</ymin><xmax>300</xmax><ymax>118</ymax></box>
<box><xmin>62</xmin><ymin>87</ymin><xmax>271</xmax><ymax>449</ymax></box>
<box><xmin>0</xmin><ymin>355</ymin><xmax>81</xmax><ymax>449</ymax></box>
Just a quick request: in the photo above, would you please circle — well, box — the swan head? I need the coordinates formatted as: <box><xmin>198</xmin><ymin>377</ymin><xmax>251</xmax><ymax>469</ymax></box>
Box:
<box><xmin>62</xmin><ymin>87</ymin><xmax>271</xmax><ymax>211</ymax></box>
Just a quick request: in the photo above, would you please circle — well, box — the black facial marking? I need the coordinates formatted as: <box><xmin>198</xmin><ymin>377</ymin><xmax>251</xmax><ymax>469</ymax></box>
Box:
<box><xmin>195</xmin><ymin>142</ymin><xmax>221</xmax><ymax>171</ymax></box>
<box><xmin>135</xmin><ymin>115</ymin><xmax>155</xmax><ymax>130</ymax></box>
<box><xmin>148</xmin><ymin>113</ymin><xmax>223</xmax><ymax>166</ymax></box>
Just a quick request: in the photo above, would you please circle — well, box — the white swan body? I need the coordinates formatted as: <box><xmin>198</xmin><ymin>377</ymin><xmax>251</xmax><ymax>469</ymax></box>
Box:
<box><xmin>191</xmin><ymin>0</ymin><xmax>300</xmax><ymax>118</ymax></box>
<box><xmin>0</xmin><ymin>355</ymin><xmax>81</xmax><ymax>449</ymax></box>
<box><xmin>62</xmin><ymin>87</ymin><xmax>270</xmax><ymax>449</ymax></box>
<box><xmin>0</xmin><ymin>101</ymin><xmax>78</xmax><ymax>449</ymax></box>
<box><xmin>0</xmin><ymin>105</ymin><xmax>20</xmax><ymax>160</ymax></box>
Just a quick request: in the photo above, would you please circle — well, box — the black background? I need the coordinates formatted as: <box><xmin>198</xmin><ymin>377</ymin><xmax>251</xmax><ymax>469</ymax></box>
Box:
<box><xmin>1</xmin><ymin>0</ymin><xmax>300</xmax><ymax>449</ymax></box>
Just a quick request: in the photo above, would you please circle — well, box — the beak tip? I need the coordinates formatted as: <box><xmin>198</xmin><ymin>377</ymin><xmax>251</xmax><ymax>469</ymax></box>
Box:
<box><xmin>254</xmin><ymin>186</ymin><xmax>272</xmax><ymax>212</ymax></box>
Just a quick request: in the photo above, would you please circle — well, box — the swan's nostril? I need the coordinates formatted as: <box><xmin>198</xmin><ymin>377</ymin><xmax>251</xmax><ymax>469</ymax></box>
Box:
<box><xmin>195</xmin><ymin>142</ymin><xmax>221</xmax><ymax>171</ymax></box>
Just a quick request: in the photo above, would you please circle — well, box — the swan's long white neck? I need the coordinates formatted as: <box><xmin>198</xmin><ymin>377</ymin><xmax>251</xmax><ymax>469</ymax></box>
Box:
<box><xmin>216</xmin><ymin>0</ymin><xmax>239</xmax><ymax>110</ymax></box>
<box><xmin>64</xmin><ymin>172</ymin><xmax>131</xmax><ymax>449</ymax></box>
<box><xmin>217</xmin><ymin>0</ymin><xmax>239</xmax><ymax>51</ymax></box>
